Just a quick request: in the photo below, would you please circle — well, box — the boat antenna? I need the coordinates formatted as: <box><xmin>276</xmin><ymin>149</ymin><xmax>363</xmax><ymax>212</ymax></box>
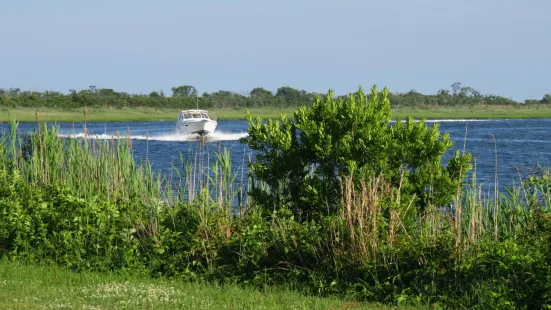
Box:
<box><xmin>196</xmin><ymin>98</ymin><xmax>199</xmax><ymax>110</ymax></box>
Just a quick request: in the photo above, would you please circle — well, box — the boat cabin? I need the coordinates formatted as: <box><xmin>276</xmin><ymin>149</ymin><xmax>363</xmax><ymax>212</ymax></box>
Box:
<box><xmin>178</xmin><ymin>110</ymin><xmax>212</xmax><ymax>121</ymax></box>
<box><xmin>172</xmin><ymin>109</ymin><xmax>217</xmax><ymax>137</ymax></box>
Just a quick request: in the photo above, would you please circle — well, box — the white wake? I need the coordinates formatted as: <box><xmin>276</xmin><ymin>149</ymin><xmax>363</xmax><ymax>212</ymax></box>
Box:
<box><xmin>58</xmin><ymin>131</ymin><xmax>248</xmax><ymax>142</ymax></box>
<box><xmin>392</xmin><ymin>119</ymin><xmax>501</xmax><ymax>123</ymax></box>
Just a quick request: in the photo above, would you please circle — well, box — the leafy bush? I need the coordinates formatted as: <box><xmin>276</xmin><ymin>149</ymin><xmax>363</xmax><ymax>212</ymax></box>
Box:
<box><xmin>2</xmin><ymin>90</ymin><xmax>551</xmax><ymax>308</ymax></box>
<box><xmin>0</xmin><ymin>169</ymin><xmax>142</xmax><ymax>270</ymax></box>
<box><xmin>243</xmin><ymin>86</ymin><xmax>472</xmax><ymax>220</ymax></box>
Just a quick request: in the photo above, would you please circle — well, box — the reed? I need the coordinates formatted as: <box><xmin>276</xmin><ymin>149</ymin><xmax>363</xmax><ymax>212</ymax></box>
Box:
<box><xmin>0</xmin><ymin>120</ymin><xmax>548</xmax><ymax>249</ymax></box>
<box><xmin>0</xmin><ymin>121</ymin><xmax>247</xmax><ymax>213</ymax></box>
<box><xmin>334</xmin><ymin>163</ymin><xmax>551</xmax><ymax>266</ymax></box>
<box><xmin>2</xmin><ymin>119</ymin><xmax>550</xmax><ymax>307</ymax></box>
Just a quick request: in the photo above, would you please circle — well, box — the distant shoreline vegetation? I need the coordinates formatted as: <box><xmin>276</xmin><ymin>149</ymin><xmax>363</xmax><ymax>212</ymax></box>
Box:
<box><xmin>1</xmin><ymin>82</ymin><xmax>550</xmax><ymax>110</ymax></box>
<box><xmin>4</xmin><ymin>105</ymin><xmax>551</xmax><ymax>123</ymax></box>
<box><xmin>2</xmin><ymin>83</ymin><xmax>551</xmax><ymax>122</ymax></box>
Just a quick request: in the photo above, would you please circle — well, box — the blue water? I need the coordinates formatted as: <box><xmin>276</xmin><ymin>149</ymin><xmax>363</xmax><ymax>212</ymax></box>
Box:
<box><xmin>1</xmin><ymin>119</ymin><xmax>550</xmax><ymax>192</ymax></box>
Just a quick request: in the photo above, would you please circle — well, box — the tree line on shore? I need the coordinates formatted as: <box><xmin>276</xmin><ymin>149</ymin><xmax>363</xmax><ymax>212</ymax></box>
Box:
<box><xmin>1</xmin><ymin>82</ymin><xmax>550</xmax><ymax>109</ymax></box>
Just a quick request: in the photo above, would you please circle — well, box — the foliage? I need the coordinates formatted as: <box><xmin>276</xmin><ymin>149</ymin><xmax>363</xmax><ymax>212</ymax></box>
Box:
<box><xmin>1</xmin><ymin>82</ymin><xmax>548</xmax><ymax>110</ymax></box>
<box><xmin>1</xmin><ymin>93</ymin><xmax>551</xmax><ymax>308</ymax></box>
<box><xmin>171</xmin><ymin>85</ymin><xmax>197</xmax><ymax>98</ymax></box>
<box><xmin>243</xmin><ymin>86</ymin><xmax>472</xmax><ymax>220</ymax></box>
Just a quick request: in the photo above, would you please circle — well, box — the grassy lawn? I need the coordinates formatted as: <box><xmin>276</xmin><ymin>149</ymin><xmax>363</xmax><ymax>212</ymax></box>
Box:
<box><xmin>0</xmin><ymin>260</ymin><xmax>420</xmax><ymax>310</ymax></box>
<box><xmin>2</xmin><ymin>105</ymin><xmax>551</xmax><ymax>122</ymax></box>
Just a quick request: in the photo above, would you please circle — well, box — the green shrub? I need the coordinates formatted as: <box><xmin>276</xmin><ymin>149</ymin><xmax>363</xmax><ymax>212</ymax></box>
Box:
<box><xmin>243</xmin><ymin>86</ymin><xmax>472</xmax><ymax>220</ymax></box>
<box><xmin>2</xmin><ymin>88</ymin><xmax>551</xmax><ymax>308</ymax></box>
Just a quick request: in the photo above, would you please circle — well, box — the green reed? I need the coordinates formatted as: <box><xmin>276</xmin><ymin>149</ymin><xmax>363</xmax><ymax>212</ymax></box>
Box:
<box><xmin>1</xmin><ymin>120</ymin><xmax>548</xmax><ymax>245</ymax></box>
<box><xmin>21</xmin><ymin>123</ymin><xmax>160</xmax><ymax>205</ymax></box>
<box><xmin>2</xmin><ymin>119</ymin><xmax>550</xmax><ymax>307</ymax></box>
<box><xmin>334</xmin><ymin>162</ymin><xmax>551</xmax><ymax>266</ymax></box>
<box><xmin>0</xmin><ymin>120</ymin><xmax>247</xmax><ymax>214</ymax></box>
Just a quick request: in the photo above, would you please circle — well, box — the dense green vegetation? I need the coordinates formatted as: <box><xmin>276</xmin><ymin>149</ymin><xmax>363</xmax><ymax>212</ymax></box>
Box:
<box><xmin>2</xmin><ymin>82</ymin><xmax>550</xmax><ymax>122</ymax></box>
<box><xmin>1</xmin><ymin>86</ymin><xmax>551</xmax><ymax>308</ymax></box>
<box><xmin>1</xmin><ymin>82</ymin><xmax>550</xmax><ymax>110</ymax></box>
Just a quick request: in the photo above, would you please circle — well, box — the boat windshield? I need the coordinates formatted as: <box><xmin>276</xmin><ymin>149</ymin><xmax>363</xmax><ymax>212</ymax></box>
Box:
<box><xmin>179</xmin><ymin>112</ymin><xmax>210</xmax><ymax>120</ymax></box>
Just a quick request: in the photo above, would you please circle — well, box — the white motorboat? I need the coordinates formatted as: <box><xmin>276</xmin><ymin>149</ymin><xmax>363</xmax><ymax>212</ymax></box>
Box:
<box><xmin>171</xmin><ymin>110</ymin><xmax>217</xmax><ymax>137</ymax></box>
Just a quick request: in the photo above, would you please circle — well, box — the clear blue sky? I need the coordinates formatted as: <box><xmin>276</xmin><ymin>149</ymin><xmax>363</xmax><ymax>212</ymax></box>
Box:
<box><xmin>1</xmin><ymin>0</ymin><xmax>549</xmax><ymax>101</ymax></box>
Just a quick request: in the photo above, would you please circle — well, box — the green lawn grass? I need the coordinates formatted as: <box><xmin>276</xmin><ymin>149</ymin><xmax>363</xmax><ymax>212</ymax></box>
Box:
<box><xmin>0</xmin><ymin>260</ymin><xmax>421</xmax><ymax>309</ymax></box>
<box><xmin>2</xmin><ymin>105</ymin><xmax>551</xmax><ymax>123</ymax></box>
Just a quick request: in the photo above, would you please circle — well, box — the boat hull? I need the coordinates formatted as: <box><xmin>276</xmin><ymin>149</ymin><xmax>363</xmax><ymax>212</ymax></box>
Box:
<box><xmin>171</xmin><ymin>119</ymin><xmax>217</xmax><ymax>136</ymax></box>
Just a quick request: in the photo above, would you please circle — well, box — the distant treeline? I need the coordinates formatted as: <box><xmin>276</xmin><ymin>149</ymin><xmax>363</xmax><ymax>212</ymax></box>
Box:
<box><xmin>1</xmin><ymin>82</ymin><xmax>550</xmax><ymax>109</ymax></box>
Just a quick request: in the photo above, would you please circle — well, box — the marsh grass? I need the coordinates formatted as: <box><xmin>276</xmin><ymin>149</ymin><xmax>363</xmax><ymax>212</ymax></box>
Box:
<box><xmin>334</xmin><ymin>162</ymin><xmax>551</xmax><ymax>264</ymax></box>
<box><xmin>391</xmin><ymin>104</ymin><xmax>551</xmax><ymax>119</ymax></box>
<box><xmin>3</xmin><ymin>105</ymin><xmax>551</xmax><ymax>123</ymax></box>
<box><xmin>0</xmin><ymin>107</ymin><xmax>297</xmax><ymax>123</ymax></box>
<box><xmin>1</xmin><ymin>119</ymin><xmax>551</xmax><ymax>307</ymax></box>
<box><xmin>4</xmin><ymin>120</ymin><xmax>162</xmax><ymax>205</ymax></box>
<box><xmin>2</xmin><ymin>119</ymin><xmax>248</xmax><ymax>210</ymax></box>
<box><xmin>2</xmin><ymin>118</ymin><xmax>547</xmax><ymax>257</ymax></box>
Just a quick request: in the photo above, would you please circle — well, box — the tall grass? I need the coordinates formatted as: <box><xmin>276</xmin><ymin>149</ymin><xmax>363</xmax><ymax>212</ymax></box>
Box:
<box><xmin>335</xmin><ymin>165</ymin><xmax>551</xmax><ymax>261</ymax></box>
<box><xmin>3</xmin><ymin>118</ymin><xmax>545</xmax><ymax>252</ymax></box>
<box><xmin>1</xmin><ymin>119</ymin><xmax>550</xmax><ymax>307</ymax></box>
<box><xmin>1</xmin><ymin>120</ymin><xmax>247</xmax><ymax>212</ymax></box>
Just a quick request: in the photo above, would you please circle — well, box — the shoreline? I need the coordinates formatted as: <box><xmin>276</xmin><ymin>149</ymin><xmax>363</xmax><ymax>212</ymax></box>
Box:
<box><xmin>2</xmin><ymin>106</ymin><xmax>551</xmax><ymax>122</ymax></box>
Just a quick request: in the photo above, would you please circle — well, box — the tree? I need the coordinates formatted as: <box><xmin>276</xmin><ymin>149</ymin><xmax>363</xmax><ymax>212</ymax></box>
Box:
<box><xmin>69</xmin><ymin>89</ymin><xmax>78</xmax><ymax>102</ymax></box>
<box><xmin>250</xmin><ymin>87</ymin><xmax>273</xmax><ymax>98</ymax></box>
<box><xmin>542</xmin><ymin>94</ymin><xmax>551</xmax><ymax>104</ymax></box>
<box><xmin>524</xmin><ymin>99</ymin><xmax>540</xmax><ymax>105</ymax></box>
<box><xmin>208</xmin><ymin>90</ymin><xmax>248</xmax><ymax>108</ymax></box>
<box><xmin>461</xmin><ymin>86</ymin><xmax>477</xmax><ymax>97</ymax></box>
<box><xmin>275</xmin><ymin>86</ymin><xmax>302</xmax><ymax>103</ymax></box>
<box><xmin>451</xmin><ymin>82</ymin><xmax>462</xmax><ymax>96</ymax></box>
<box><xmin>149</xmin><ymin>91</ymin><xmax>161</xmax><ymax>98</ymax></box>
<box><xmin>250</xmin><ymin>87</ymin><xmax>274</xmax><ymax>106</ymax></box>
<box><xmin>437</xmin><ymin>89</ymin><xmax>450</xmax><ymax>97</ymax></box>
<box><xmin>403</xmin><ymin>89</ymin><xmax>425</xmax><ymax>106</ymax></box>
<box><xmin>8</xmin><ymin>88</ymin><xmax>21</xmax><ymax>96</ymax></box>
<box><xmin>99</xmin><ymin>88</ymin><xmax>117</xmax><ymax>96</ymax></box>
<box><xmin>171</xmin><ymin>85</ymin><xmax>197</xmax><ymax>98</ymax></box>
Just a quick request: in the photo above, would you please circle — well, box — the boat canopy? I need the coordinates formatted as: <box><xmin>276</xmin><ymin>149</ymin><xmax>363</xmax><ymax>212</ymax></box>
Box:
<box><xmin>178</xmin><ymin>110</ymin><xmax>211</xmax><ymax>120</ymax></box>
<box><xmin>180</xmin><ymin>109</ymin><xmax>209</xmax><ymax>114</ymax></box>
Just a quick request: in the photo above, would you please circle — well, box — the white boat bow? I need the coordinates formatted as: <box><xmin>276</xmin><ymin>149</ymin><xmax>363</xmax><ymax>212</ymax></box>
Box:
<box><xmin>171</xmin><ymin>110</ymin><xmax>217</xmax><ymax>137</ymax></box>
